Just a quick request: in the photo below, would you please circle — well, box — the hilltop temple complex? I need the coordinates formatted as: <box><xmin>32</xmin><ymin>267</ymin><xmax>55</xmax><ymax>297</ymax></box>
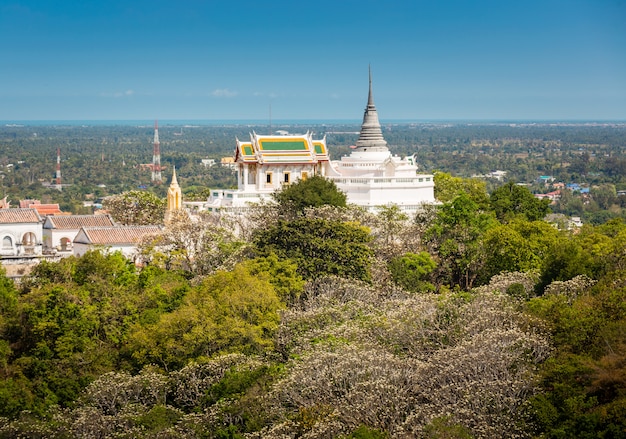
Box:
<box><xmin>203</xmin><ymin>72</ymin><xmax>435</xmax><ymax>214</ymax></box>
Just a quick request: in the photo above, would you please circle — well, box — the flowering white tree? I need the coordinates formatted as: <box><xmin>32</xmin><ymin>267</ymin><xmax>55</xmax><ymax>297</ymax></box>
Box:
<box><xmin>261</xmin><ymin>281</ymin><xmax>551</xmax><ymax>439</ymax></box>
<box><xmin>139</xmin><ymin>210</ymin><xmax>247</xmax><ymax>276</ymax></box>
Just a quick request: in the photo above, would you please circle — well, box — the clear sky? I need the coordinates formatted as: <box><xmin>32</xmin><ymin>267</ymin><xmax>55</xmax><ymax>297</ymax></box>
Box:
<box><xmin>1</xmin><ymin>0</ymin><xmax>625</xmax><ymax>121</ymax></box>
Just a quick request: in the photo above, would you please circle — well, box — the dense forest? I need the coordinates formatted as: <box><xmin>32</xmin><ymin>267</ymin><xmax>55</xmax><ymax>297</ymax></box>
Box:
<box><xmin>0</xmin><ymin>175</ymin><xmax>625</xmax><ymax>438</ymax></box>
<box><xmin>1</xmin><ymin>122</ymin><xmax>626</xmax><ymax>224</ymax></box>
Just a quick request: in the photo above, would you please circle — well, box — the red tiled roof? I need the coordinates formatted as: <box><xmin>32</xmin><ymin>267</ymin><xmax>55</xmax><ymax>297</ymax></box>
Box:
<box><xmin>19</xmin><ymin>199</ymin><xmax>40</xmax><ymax>208</ymax></box>
<box><xmin>32</xmin><ymin>204</ymin><xmax>64</xmax><ymax>215</ymax></box>
<box><xmin>46</xmin><ymin>214</ymin><xmax>115</xmax><ymax>230</ymax></box>
<box><xmin>19</xmin><ymin>199</ymin><xmax>63</xmax><ymax>215</ymax></box>
<box><xmin>74</xmin><ymin>226</ymin><xmax>162</xmax><ymax>245</ymax></box>
<box><xmin>0</xmin><ymin>208</ymin><xmax>42</xmax><ymax>224</ymax></box>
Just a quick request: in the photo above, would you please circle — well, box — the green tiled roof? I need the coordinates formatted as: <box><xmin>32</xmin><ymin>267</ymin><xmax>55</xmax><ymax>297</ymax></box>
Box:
<box><xmin>260</xmin><ymin>140</ymin><xmax>307</xmax><ymax>151</ymax></box>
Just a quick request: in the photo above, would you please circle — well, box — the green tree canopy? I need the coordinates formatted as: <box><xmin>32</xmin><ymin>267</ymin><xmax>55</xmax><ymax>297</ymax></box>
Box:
<box><xmin>481</xmin><ymin>219</ymin><xmax>561</xmax><ymax>283</ymax></box>
<box><xmin>254</xmin><ymin>218</ymin><xmax>373</xmax><ymax>282</ymax></box>
<box><xmin>388</xmin><ymin>251</ymin><xmax>437</xmax><ymax>293</ymax></box>
<box><xmin>272</xmin><ymin>175</ymin><xmax>347</xmax><ymax>217</ymax></box>
<box><xmin>489</xmin><ymin>181</ymin><xmax>551</xmax><ymax>222</ymax></box>
<box><xmin>126</xmin><ymin>263</ymin><xmax>282</xmax><ymax>370</ymax></box>
<box><xmin>433</xmin><ymin>172</ymin><xmax>489</xmax><ymax>206</ymax></box>
<box><xmin>426</xmin><ymin>193</ymin><xmax>497</xmax><ymax>289</ymax></box>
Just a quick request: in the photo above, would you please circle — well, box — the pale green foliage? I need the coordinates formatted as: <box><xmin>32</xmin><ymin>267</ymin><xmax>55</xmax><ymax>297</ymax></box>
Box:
<box><xmin>369</xmin><ymin>205</ymin><xmax>425</xmax><ymax>262</ymax></box>
<box><xmin>434</xmin><ymin>172</ymin><xmax>489</xmax><ymax>206</ymax></box>
<box><xmin>243</xmin><ymin>253</ymin><xmax>305</xmax><ymax>305</ymax></box>
<box><xmin>482</xmin><ymin>219</ymin><xmax>560</xmax><ymax>284</ymax></box>
<box><xmin>103</xmin><ymin>190</ymin><xmax>166</xmax><ymax>225</ymax></box>
<box><xmin>127</xmin><ymin>263</ymin><xmax>283</xmax><ymax>370</ymax></box>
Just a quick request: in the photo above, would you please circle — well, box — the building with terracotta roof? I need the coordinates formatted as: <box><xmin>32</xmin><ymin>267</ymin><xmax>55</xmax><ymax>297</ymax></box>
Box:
<box><xmin>19</xmin><ymin>199</ymin><xmax>64</xmax><ymax>216</ymax></box>
<box><xmin>42</xmin><ymin>214</ymin><xmax>116</xmax><ymax>254</ymax></box>
<box><xmin>73</xmin><ymin>225</ymin><xmax>162</xmax><ymax>259</ymax></box>
<box><xmin>0</xmin><ymin>208</ymin><xmax>43</xmax><ymax>257</ymax></box>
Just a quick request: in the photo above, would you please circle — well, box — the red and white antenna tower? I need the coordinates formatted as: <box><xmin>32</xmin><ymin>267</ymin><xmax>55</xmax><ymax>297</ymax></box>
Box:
<box><xmin>152</xmin><ymin>120</ymin><xmax>162</xmax><ymax>183</ymax></box>
<box><xmin>56</xmin><ymin>147</ymin><xmax>62</xmax><ymax>191</ymax></box>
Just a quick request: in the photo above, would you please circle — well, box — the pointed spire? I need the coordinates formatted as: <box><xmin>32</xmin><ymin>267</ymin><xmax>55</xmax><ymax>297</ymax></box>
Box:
<box><xmin>166</xmin><ymin>165</ymin><xmax>182</xmax><ymax>222</ymax></box>
<box><xmin>367</xmin><ymin>64</ymin><xmax>374</xmax><ymax>107</ymax></box>
<box><xmin>170</xmin><ymin>165</ymin><xmax>178</xmax><ymax>186</ymax></box>
<box><xmin>355</xmin><ymin>67</ymin><xmax>388</xmax><ymax>151</ymax></box>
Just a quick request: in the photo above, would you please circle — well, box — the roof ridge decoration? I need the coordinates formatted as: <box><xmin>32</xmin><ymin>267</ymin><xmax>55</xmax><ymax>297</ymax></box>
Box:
<box><xmin>355</xmin><ymin>66</ymin><xmax>389</xmax><ymax>151</ymax></box>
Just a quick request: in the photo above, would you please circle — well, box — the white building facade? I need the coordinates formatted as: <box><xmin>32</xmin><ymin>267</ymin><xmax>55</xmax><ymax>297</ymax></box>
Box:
<box><xmin>73</xmin><ymin>225</ymin><xmax>162</xmax><ymax>259</ymax></box>
<box><xmin>201</xmin><ymin>72</ymin><xmax>435</xmax><ymax>214</ymax></box>
<box><xmin>325</xmin><ymin>71</ymin><xmax>435</xmax><ymax>212</ymax></box>
<box><xmin>203</xmin><ymin>131</ymin><xmax>331</xmax><ymax>213</ymax></box>
<box><xmin>42</xmin><ymin>214</ymin><xmax>116</xmax><ymax>254</ymax></box>
<box><xmin>0</xmin><ymin>208</ymin><xmax>43</xmax><ymax>257</ymax></box>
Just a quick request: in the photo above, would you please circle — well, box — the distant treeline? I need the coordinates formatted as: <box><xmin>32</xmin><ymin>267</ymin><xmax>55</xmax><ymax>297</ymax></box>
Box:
<box><xmin>0</xmin><ymin>122</ymin><xmax>625</xmax><ymax>215</ymax></box>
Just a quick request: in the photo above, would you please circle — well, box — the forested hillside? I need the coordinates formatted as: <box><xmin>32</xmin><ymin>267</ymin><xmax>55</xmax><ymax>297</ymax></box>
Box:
<box><xmin>0</xmin><ymin>177</ymin><xmax>624</xmax><ymax>438</ymax></box>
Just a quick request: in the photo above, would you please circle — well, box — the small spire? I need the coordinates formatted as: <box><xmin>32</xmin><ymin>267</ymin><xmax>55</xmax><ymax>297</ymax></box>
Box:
<box><xmin>171</xmin><ymin>165</ymin><xmax>178</xmax><ymax>186</ymax></box>
<box><xmin>368</xmin><ymin>64</ymin><xmax>374</xmax><ymax>107</ymax></box>
<box><xmin>166</xmin><ymin>164</ymin><xmax>182</xmax><ymax>221</ymax></box>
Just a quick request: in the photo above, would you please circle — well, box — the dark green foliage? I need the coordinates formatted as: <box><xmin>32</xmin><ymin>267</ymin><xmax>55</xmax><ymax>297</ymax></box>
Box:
<box><xmin>254</xmin><ymin>218</ymin><xmax>373</xmax><ymax>281</ymax></box>
<box><xmin>490</xmin><ymin>181</ymin><xmax>551</xmax><ymax>222</ymax></box>
<box><xmin>341</xmin><ymin>425</ymin><xmax>388</xmax><ymax>438</ymax></box>
<box><xmin>528</xmin><ymin>274</ymin><xmax>626</xmax><ymax>438</ymax></box>
<box><xmin>426</xmin><ymin>193</ymin><xmax>497</xmax><ymax>289</ymax></box>
<box><xmin>422</xmin><ymin>416</ymin><xmax>473</xmax><ymax>438</ymax></box>
<box><xmin>273</xmin><ymin>175</ymin><xmax>347</xmax><ymax>216</ymax></box>
<box><xmin>388</xmin><ymin>251</ymin><xmax>436</xmax><ymax>293</ymax></box>
<box><xmin>136</xmin><ymin>405</ymin><xmax>183</xmax><ymax>432</ymax></box>
<box><xmin>205</xmin><ymin>364</ymin><xmax>278</xmax><ymax>406</ymax></box>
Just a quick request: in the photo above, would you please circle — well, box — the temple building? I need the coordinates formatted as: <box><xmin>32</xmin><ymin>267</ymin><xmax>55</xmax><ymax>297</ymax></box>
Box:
<box><xmin>202</xmin><ymin>71</ymin><xmax>435</xmax><ymax>214</ymax></box>
<box><xmin>325</xmin><ymin>70</ymin><xmax>435</xmax><ymax>212</ymax></box>
<box><xmin>204</xmin><ymin>132</ymin><xmax>331</xmax><ymax>213</ymax></box>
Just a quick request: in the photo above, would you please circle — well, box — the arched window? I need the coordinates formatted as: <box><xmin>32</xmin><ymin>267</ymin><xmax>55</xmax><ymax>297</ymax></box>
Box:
<box><xmin>60</xmin><ymin>237</ymin><xmax>72</xmax><ymax>251</ymax></box>
<box><xmin>22</xmin><ymin>232</ymin><xmax>37</xmax><ymax>254</ymax></box>
<box><xmin>2</xmin><ymin>236</ymin><xmax>12</xmax><ymax>249</ymax></box>
<box><xmin>22</xmin><ymin>232</ymin><xmax>36</xmax><ymax>246</ymax></box>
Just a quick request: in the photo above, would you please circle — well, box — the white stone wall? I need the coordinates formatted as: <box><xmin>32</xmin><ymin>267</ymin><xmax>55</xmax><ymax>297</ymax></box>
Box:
<box><xmin>0</xmin><ymin>223</ymin><xmax>43</xmax><ymax>257</ymax></box>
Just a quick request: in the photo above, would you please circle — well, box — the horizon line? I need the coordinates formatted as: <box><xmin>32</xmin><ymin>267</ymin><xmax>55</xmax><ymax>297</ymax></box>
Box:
<box><xmin>3</xmin><ymin>118</ymin><xmax>626</xmax><ymax>127</ymax></box>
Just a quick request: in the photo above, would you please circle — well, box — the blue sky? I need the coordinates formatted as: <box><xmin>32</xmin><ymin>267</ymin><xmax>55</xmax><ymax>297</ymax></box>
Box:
<box><xmin>1</xmin><ymin>0</ymin><xmax>625</xmax><ymax>121</ymax></box>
